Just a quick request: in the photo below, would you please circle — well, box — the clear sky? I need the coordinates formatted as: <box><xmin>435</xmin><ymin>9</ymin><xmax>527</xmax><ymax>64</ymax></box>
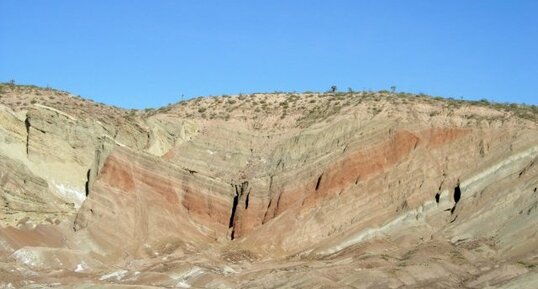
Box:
<box><xmin>1</xmin><ymin>1</ymin><xmax>537</xmax><ymax>108</ymax></box>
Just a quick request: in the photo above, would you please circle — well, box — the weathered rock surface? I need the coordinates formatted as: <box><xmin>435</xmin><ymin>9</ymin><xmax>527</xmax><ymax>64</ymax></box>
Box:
<box><xmin>0</xmin><ymin>84</ymin><xmax>537</xmax><ymax>288</ymax></box>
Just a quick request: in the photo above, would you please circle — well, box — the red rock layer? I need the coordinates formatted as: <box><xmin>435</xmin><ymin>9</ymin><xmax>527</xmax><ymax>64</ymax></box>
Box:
<box><xmin>74</xmin><ymin>147</ymin><xmax>233</xmax><ymax>257</ymax></box>
<box><xmin>231</xmin><ymin>128</ymin><xmax>469</xmax><ymax>239</ymax></box>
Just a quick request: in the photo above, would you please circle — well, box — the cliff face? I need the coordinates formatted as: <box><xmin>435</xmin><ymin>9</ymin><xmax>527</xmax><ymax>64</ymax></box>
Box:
<box><xmin>1</xmin><ymin>84</ymin><xmax>537</xmax><ymax>288</ymax></box>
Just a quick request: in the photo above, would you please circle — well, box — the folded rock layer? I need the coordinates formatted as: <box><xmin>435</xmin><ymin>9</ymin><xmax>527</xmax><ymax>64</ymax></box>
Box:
<box><xmin>0</xmin><ymin>84</ymin><xmax>537</xmax><ymax>288</ymax></box>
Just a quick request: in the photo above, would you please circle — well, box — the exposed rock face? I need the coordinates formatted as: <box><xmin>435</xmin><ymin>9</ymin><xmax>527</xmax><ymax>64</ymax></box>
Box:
<box><xmin>0</xmin><ymin>84</ymin><xmax>537</xmax><ymax>288</ymax></box>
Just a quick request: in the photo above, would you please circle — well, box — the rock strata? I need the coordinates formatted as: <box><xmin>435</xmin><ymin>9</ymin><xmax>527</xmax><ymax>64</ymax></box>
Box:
<box><xmin>0</xmin><ymin>84</ymin><xmax>537</xmax><ymax>288</ymax></box>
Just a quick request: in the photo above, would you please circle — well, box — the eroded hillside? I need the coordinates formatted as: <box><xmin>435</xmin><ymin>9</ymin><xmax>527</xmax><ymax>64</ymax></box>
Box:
<box><xmin>0</xmin><ymin>83</ymin><xmax>537</xmax><ymax>288</ymax></box>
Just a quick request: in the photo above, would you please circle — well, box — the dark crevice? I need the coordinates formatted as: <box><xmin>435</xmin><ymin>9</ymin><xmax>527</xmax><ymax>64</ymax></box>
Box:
<box><xmin>228</xmin><ymin>193</ymin><xmax>239</xmax><ymax>229</ymax></box>
<box><xmin>315</xmin><ymin>174</ymin><xmax>323</xmax><ymax>191</ymax></box>
<box><xmin>84</xmin><ymin>169</ymin><xmax>91</xmax><ymax>196</ymax></box>
<box><xmin>276</xmin><ymin>159</ymin><xmax>283</xmax><ymax>170</ymax></box>
<box><xmin>245</xmin><ymin>192</ymin><xmax>250</xmax><ymax>209</ymax></box>
<box><xmin>24</xmin><ymin>115</ymin><xmax>31</xmax><ymax>155</ymax></box>
<box><xmin>451</xmin><ymin>181</ymin><xmax>461</xmax><ymax>215</ymax></box>
<box><xmin>262</xmin><ymin>198</ymin><xmax>272</xmax><ymax>224</ymax></box>
<box><xmin>435</xmin><ymin>192</ymin><xmax>440</xmax><ymax>203</ymax></box>
<box><xmin>228</xmin><ymin>181</ymin><xmax>249</xmax><ymax>240</ymax></box>
<box><xmin>145</xmin><ymin>131</ymin><xmax>151</xmax><ymax>149</ymax></box>
<box><xmin>454</xmin><ymin>183</ymin><xmax>461</xmax><ymax>204</ymax></box>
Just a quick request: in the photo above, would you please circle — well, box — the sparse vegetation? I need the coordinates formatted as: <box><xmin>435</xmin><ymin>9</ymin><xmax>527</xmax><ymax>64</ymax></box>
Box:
<box><xmin>0</xmin><ymin>83</ymin><xmax>535</xmax><ymax>127</ymax></box>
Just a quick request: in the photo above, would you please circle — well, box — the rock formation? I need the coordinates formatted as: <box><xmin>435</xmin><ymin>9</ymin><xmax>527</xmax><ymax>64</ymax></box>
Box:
<box><xmin>0</xmin><ymin>83</ymin><xmax>537</xmax><ymax>288</ymax></box>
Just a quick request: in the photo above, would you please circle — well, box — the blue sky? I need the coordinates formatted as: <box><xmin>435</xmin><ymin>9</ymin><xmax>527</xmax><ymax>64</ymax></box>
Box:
<box><xmin>1</xmin><ymin>1</ymin><xmax>537</xmax><ymax>108</ymax></box>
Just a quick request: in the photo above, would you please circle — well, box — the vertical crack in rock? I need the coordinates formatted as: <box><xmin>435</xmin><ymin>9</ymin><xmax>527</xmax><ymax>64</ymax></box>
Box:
<box><xmin>144</xmin><ymin>131</ymin><xmax>151</xmax><ymax>149</ymax></box>
<box><xmin>263</xmin><ymin>199</ymin><xmax>272</xmax><ymax>224</ymax></box>
<box><xmin>454</xmin><ymin>183</ymin><xmax>461</xmax><ymax>204</ymax></box>
<box><xmin>73</xmin><ymin>138</ymin><xmax>115</xmax><ymax>232</ymax></box>
<box><xmin>451</xmin><ymin>181</ymin><xmax>462</xmax><ymax>215</ymax></box>
<box><xmin>262</xmin><ymin>175</ymin><xmax>275</xmax><ymax>224</ymax></box>
<box><xmin>24</xmin><ymin>115</ymin><xmax>31</xmax><ymax>155</ymax></box>
<box><xmin>84</xmin><ymin>169</ymin><xmax>91</xmax><ymax>197</ymax></box>
<box><xmin>228</xmin><ymin>192</ymin><xmax>239</xmax><ymax>229</ymax></box>
<box><xmin>315</xmin><ymin>174</ymin><xmax>323</xmax><ymax>191</ymax></box>
<box><xmin>228</xmin><ymin>181</ymin><xmax>249</xmax><ymax>240</ymax></box>
<box><xmin>435</xmin><ymin>181</ymin><xmax>444</xmax><ymax>204</ymax></box>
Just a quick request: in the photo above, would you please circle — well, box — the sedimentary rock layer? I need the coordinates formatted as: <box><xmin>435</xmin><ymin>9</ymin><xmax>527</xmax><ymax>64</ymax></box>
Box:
<box><xmin>0</xmin><ymin>85</ymin><xmax>537</xmax><ymax>288</ymax></box>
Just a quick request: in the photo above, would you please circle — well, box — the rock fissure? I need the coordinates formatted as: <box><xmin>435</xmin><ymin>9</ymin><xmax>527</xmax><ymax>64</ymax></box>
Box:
<box><xmin>454</xmin><ymin>183</ymin><xmax>461</xmax><ymax>204</ymax></box>
<box><xmin>315</xmin><ymin>174</ymin><xmax>323</xmax><ymax>191</ymax></box>
<box><xmin>24</xmin><ymin>115</ymin><xmax>30</xmax><ymax>155</ymax></box>
<box><xmin>228</xmin><ymin>193</ymin><xmax>239</xmax><ymax>229</ymax></box>
<box><xmin>451</xmin><ymin>182</ymin><xmax>462</xmax><ymax>214</ymax></box>
<box><xmin>228</xmin><ymin>181</ymin><xmax>250</xmax><ymax>240</ymax></box>
<box><xmin>84</xmin><ymin>169</ymin><xmax>91</xmax><ymax>197</ymax></box>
